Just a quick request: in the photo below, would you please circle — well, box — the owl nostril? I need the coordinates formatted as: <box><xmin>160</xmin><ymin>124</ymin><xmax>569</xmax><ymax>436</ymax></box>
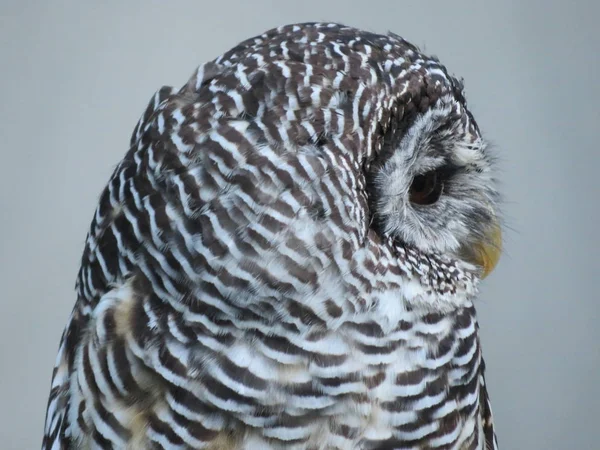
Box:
<box><xmin>409</xmin><ymin>171</ymin><xmax>443</xmax><ymax>205</ymax></box>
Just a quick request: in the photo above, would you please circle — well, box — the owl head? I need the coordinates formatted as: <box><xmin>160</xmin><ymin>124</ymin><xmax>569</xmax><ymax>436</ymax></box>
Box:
<box><xmin>369</xmin><ymin>86</ymin><xmax>501</xmax><ymax>279</ymax></box>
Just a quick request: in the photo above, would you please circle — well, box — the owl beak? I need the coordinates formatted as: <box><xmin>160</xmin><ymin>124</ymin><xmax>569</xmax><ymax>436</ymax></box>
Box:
<box><xmin>470</xmin><ymin>223</ymin><xmax>502</xmax><ymax>279</ymax></box>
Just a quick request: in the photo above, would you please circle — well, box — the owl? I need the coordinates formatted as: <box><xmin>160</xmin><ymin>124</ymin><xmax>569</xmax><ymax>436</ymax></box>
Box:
<box><xmin>42</xmin><ymin>23</ymin><xmax>501</xmax><ymax>450</ymax></box>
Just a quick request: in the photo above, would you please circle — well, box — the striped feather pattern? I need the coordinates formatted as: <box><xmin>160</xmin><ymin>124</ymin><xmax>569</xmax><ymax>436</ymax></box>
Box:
<box><xmin>42</xmin><ymin>23</ymin><xmax>497</xmax><ymax>450</ymax></box>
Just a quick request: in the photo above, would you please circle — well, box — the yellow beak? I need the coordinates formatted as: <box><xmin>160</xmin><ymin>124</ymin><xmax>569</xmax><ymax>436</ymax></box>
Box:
<box><xmin>470</xmin><ymin>223</ymin><xmax>502</xmax><ymax>279</ymax></box>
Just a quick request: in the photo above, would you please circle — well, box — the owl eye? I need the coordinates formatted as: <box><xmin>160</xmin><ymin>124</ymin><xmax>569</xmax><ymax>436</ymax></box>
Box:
<box><xmin>409</xmin><ymin>171</ymin><xmax>443</xmax><ymax>205</ymax></box>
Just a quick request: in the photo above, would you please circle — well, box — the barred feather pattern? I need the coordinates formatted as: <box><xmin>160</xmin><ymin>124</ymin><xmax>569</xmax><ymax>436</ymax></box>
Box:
<box><xmin>42</xmin><ymin>23</ymin><xmax>498</xmax><ymax>450</ymax></box>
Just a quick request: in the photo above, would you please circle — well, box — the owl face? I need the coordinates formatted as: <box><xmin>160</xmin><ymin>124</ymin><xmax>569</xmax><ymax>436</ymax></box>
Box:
<box><xmin>372</xmin><ymin>95</ymin><xmax>501</xmax><ymax>277</ymax></box>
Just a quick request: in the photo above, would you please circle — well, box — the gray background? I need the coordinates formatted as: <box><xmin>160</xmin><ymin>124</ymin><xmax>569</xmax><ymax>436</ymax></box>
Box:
<box><xmin>1</xmin><ymin>1</ymin><xmax>598</xmax><ymax>448</ymax></box>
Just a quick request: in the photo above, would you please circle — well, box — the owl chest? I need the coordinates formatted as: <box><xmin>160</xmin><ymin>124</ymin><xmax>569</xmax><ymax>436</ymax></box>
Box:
<box><xmin>224</xmin><ymin>314</ymin><xmax>477</xmax><ymax>449</ymax></box>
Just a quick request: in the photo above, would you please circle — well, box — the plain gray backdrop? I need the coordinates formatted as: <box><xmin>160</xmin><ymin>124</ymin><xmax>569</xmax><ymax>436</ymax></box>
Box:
<box><xmin>1</xmin><ymin>1</ymin><xmax>598</xmax><ymax>449</ymax></box>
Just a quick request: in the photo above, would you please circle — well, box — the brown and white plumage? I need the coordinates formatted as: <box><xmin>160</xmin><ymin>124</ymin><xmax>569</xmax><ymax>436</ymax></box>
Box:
<box><xmin>42</xmin><ymin>23</ymin><xmax>500</xmax><ymax>449</ymax></box>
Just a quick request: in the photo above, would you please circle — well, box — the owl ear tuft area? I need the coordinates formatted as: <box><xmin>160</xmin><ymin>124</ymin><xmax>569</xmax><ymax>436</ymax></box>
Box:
<box><xmin>130</xmin><ymin>85</ymin><xmax>178</xmax><ymax>148</ymax></box>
